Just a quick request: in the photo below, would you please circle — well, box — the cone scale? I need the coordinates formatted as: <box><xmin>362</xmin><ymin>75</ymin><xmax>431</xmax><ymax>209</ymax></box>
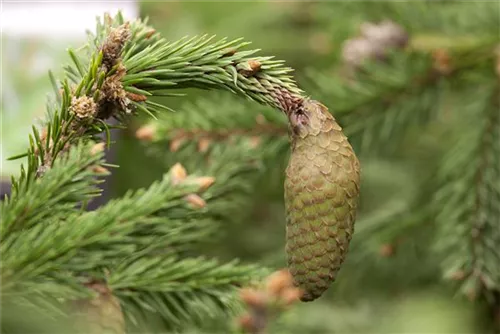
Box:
<box><xmin>284</xmin><ymin>98</ymin><xmax>360</xmax><ymax>301</ymax></box>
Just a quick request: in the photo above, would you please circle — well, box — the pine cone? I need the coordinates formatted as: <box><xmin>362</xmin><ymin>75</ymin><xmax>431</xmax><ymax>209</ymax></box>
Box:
<box><xmin>284</xmin><ymin>99</ymin><xmax>360</xmax><ymax>301</ymax></box>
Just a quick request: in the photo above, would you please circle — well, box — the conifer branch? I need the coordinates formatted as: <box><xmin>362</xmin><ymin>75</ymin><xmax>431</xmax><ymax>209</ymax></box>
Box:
<box><xmin>10</xmin><ymin>12</ymin><xmax>303</xmax><ymax>189</ymax></box>
<box><xmin>2</xmin><ymin>141</ymin><xmax>266</xmax><ymax>331</ymax></box>
<box><xmin>136</xmin><ymin>95</ymin><xmax>288</xmax><ymax>151</ymax></box>
<box><xmin>1</xmin><ymin>142</ymin><xmax>106</xmax><ymax>238</ymax></box>
<box><xmin>435</xmin><ymin>80</ymin><xmax>500</xmax><ymax>301</ymax></box>
<box><xmin>111</xmin><ymin>257</ymin><xmax>264</xmax><ymax>331</ymax></box>
<box><xmin>2</xmin><ymin>17</ymin><xmax>300</xmax><ymax>328</ymax></box>
<box><xmin>3</xmin><ymin>10</ymin><xmax>301</xmax><ymax>318</ymax></box>
<box><xmin>306</xmin><ymin>40</ymin><xmax>498</xmax><ymax>152</ymax></box>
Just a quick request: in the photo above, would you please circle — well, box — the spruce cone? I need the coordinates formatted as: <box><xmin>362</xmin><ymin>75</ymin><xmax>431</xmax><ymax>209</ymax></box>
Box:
<box><xmin>284</xmin><ymin>99</ymin><xmax>360</xmax><ymax>301</ymax></box>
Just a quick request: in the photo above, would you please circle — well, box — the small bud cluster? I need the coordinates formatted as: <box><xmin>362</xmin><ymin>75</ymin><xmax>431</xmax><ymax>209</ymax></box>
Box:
<box><xmin>98</xmin><ymin>64</ymin><xmax>131</xmax><ymax>119</ymax></box>
<box><xmin>342</xmin><ymin>20</ymin><xmax>409</xmax><ymax>69</ymax></box>
<box><xmin>238</xmin><ymin>269</ymin><xmax>303</xmax><ymax>334</ymax></box>
<box><xmin>33</xmin><ymin>21</ymin><xmax>132</xmax><ymax>179</ymax></box>
<box><xmin>101</xmin><ymin>23</ymin><xmax>131</xmax><ymax>70</ymax></box>
<box><xmin>70</xmin><ymin>96</ymin><xmax>98</xmax><ymax>120</ymax></box>
<box><xmin>169</xmin><ymin>163</ymin><xmax>216</xmax><ymax>210</ymax></box>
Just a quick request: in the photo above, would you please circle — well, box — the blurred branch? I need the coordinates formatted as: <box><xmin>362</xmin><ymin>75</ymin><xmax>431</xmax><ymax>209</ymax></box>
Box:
<box><xmin>435</xmin><ymin>78</ymin><xmax>500</xmax><ymax>305</ymax></box>
<box><xmin>136</xmin><ymin>94</ymin><xmax>288</xmax><ymax>149</ymax></box>
<box><xmin>304</xmin><ymin>31</ymin><xmax>497</xmax><ymax>154</ymax></box>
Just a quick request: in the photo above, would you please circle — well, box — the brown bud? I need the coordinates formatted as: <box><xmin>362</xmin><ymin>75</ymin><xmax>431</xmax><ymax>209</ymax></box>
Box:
<box><xmin>197</xmin><ymin>138</ymin><xmax>211</xmax><ymax>153</ymax></box>
<box><xmin>238</xmin><ymin>313</ymin><xmax>257</xmax><ymax>333</ymax></box>
<box><xmin>432</xmin><ymin>48</ymin><xmax>452</xmax><ymax>75</ymax></box>
<box><xmin>126</xmin><ymin>92</ymin><xmax>148</xmax><ymax>102</ymax></box>
<box><xmin>379</xmin><ymin>244</ymin><xmax>395</xmax><ymax>257</ymax></box>
<box><xmin>70</xmin><ymin>96</ymin><xmax>97</xmax><ymax>119</ymax></box>
<box><xmin>90</xmin><ymin>142</ymin><xmax>106</xmax><ymax>155</ymax></box>
<box><xmin>255</xmin><ymin>113</ymin><xmax>267</xmax><ymax>125</ymax></box>
<box><xmin>280</xmin><ymin>287</ymin><xmax>303</xmax><ymax>306</ymax></box>
<box><xmin>249</xmin><ymin>136</ymin><xmax>261</xmax><ymax>149</ymax></box>
<box><xmin>135</xmin><ymin>124</ymin><xmax>156</xmax><ymax>141</ymax></box>
<box><xmin>170</xmin><ymin>163</ymin><xmax>187</xmax><ymax>184</ymax></box>
<box><xmin>192</xmin><ymin>176</ymin><xmax>216</xmax><ymax>191</ymax></box>
<box><xmin>265</xmin><ymin>269</ymin><xmax>294</xmax><ymax>297</ymax></box>
<box><xmin>145</xmin><ymin>29</ymin><xmax>156</xmax><ymax>39</ymax></box>
<box><xmin>449</xmin><ymin>270</ymin><xmax>467</xmax><ymax>281</ymax></box>
<box><xmin>222</xmin><ymin>48</ymin><xmax>237</xmax><ymax>57</ymax></box>
<box><xmin>92</xmin><ymin>165</ymin><xmax>109</xmax><ymax>174</ymax></box>
<box><xmin>238</xmin><ymin>60</ymin><xmax>261</xmax><ymax>77</ymax></box>
<box><xmin>101</xmin><ymin>23</ymin><xmax>131</xmax><ymax>69</ymax></box>
<box><xmin>240</xmin><ymin>288</ymin><xmax>268</xmax><ymax>308</ymax></box>
<box><xmin>184</xmin><ymin>194</ymin><xmax>206</xmax><ymax>209</ymax></box>
<box><xmin>169</xmin><ymin>138</ymin><xmax>185</xmax><ymax>152</ymax></box>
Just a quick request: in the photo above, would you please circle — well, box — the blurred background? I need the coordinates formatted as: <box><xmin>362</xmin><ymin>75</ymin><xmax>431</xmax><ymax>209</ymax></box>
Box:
<box><xmin>2</xmin><ymin>1</ymin><xmax>499</xmax><ymax>333</ymax></box>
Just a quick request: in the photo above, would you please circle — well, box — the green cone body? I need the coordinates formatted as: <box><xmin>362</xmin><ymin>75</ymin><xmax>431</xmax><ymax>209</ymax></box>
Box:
<box><xmin>284</xmin><ymin>99</ymin><xmax>360</xmax><ymax>301</ymax></box>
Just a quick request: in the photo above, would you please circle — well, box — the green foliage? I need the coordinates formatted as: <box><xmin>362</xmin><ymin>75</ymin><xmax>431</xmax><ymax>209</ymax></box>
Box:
<box><xmin>1</xmin><ymin>141</ymin><xmax>104</xmax><ymax>236</ymax></box>
<box><xmin>115</xmin><ymin>257</ymin><xmax>263</xmax><ymax>332</ymax></box>
<box><xmin>3</xmin><ymin>2</ymin><xmax>500</xmax><ymax>334</ymax></box>
<box><xmin>434</xmin><ymin>81</ymin><xmax>500</xmax><ymax>300</ymax></box>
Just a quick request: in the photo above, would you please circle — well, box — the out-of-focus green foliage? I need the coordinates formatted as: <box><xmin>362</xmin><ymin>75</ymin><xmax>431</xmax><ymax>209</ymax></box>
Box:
<box><xmin>2</xmin><ymin>1</ymin><xmax>499</xmax><ymax>333</ymax></box>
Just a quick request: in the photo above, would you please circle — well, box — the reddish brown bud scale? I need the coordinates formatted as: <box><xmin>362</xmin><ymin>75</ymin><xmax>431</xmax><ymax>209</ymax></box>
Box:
<box><xmin>170</xmin><ymin>163</ymin><xmax>187</xmax><ymax>184</ymax></box>
<box><xmin>184</xmin><ymin>194</ymin><xmax>206</xmax><ymax>209</ymax></box>
<box><xmin>197</xmin><ymin>137</ymin><xmax>211</xmax><ymax>153</ymax></box>
<box><xmin>126</xmin><ymin>92</ymin><xmax>148</xmax><ymax>102</ymax></box>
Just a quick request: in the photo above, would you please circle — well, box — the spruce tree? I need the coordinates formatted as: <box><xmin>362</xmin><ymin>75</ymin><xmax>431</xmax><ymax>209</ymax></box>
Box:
<box><xmin>2</xmin><ymin>2</ymin><xmax>500</xmax><ymax>334</ymax></box>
